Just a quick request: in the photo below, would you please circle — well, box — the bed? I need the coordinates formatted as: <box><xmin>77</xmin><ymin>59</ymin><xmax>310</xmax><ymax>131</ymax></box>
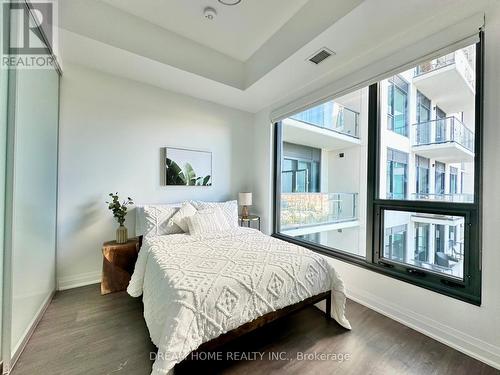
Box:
<box><xmin>128</xmin><ymin>203</ymin><xmax>351</xmax><ymax>375</ymax></box>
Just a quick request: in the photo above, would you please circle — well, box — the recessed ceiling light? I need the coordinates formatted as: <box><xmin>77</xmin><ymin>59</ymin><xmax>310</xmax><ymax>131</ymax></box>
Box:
<box><xmin>218</xmin><ymin>0</ymin><xmax>242</xmax><ymax>5</ymax></box>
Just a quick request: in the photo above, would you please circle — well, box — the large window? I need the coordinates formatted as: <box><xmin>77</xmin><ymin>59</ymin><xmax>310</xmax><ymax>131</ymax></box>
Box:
<box><xmin>274</xmin><ymin>36</ymin><xmax>482</xmax><ymax>304</ymax></box>
<box><xmin>275</xmin><ymin>88</ymin><xmax>368</xmax><ymax>258</ymax></box>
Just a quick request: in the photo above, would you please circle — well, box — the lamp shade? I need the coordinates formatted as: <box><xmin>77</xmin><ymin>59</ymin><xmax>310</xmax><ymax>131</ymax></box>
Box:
<box><xmin>238</xmin><ymin>192</ymin><xmax>252</xmax><ymax>206</ymax></box>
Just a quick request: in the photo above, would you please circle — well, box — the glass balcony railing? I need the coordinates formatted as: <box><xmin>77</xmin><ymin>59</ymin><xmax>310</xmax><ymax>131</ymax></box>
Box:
<box><xmin>448</xmin><ymin>240</ymin><xmax>465</xmax><ymax>261</ymax></box>
<box><xmin>280</xmin><ymin>192</ymin><xmax>358</xmax><ymax>229</ymax></box>
<box><xmin>412</xmin><ymin>116</ymin><xmax>474</xmax><ymax>153</ymax></box>
<box><xmin>414</xmin><ymin>49</ymin><xmax>475</xmax><ymax>89</ymax></box>
<box><xmin>410</xmin><ymin>193</ymin><xmax>474</xmax><ymax>203</ymax></box>
<box><xmin>290</xmin><ymin>103</ymin><xmax>360</xmax><ymax>139</ymax></box>
<box><xmin>415</xmin><ymin>52</ymin><xmax>456</xmax><ymax>76</ymax></box>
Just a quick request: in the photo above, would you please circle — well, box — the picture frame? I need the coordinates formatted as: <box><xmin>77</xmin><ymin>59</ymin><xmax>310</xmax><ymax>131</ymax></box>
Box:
<box><xmin>164</xmin><ymin>147</ymin><xmax>212</xmax><ymax>186</ymax></box>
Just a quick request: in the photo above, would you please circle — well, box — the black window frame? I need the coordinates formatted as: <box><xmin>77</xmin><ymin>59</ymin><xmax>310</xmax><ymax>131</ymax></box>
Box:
<box><xmin>272</xmin><ymin>32</ymin><xmax>483</xmax><ymax>305</ymax></box>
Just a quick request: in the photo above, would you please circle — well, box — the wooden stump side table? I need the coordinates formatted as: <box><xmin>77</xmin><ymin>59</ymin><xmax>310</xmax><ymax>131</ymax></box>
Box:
<box><xmin>101</xmin><ymin>237</ymin><xmax>140</xmax><ymax>295</ymax></box>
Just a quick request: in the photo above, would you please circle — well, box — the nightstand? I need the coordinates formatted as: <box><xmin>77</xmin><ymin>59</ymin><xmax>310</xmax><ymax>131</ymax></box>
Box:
<box><xmin>101</xmin><ymin>237</ymin><xmax>140</xmax><ymax>295</ymax></box>
<box><xmin>238</xmin><ymin>214</ymin><xmax>261</xmax><ymax>231</ymax></box>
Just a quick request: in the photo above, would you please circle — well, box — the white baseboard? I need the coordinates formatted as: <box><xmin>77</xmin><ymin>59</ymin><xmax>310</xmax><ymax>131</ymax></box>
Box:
<box><xmin>5</xmin><ymin>291</ymin><xmax>54</xmax><ymax>374</ymax></box>
<box><xmin>346</xmin><ymin>286</ymin><xmax>500</xmax><ymax>370</ymax></box>
<box><xmin>57</xmin><ymin>271</ymin><xmax>101</xmax><ymax>291</ymax></box>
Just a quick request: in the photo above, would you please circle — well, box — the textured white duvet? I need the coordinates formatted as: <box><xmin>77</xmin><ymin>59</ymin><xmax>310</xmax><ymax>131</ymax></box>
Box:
<box><xmin>128</xmin><ymin>227</ymin><xmax>351</xmax><ymax>375</ymax></box>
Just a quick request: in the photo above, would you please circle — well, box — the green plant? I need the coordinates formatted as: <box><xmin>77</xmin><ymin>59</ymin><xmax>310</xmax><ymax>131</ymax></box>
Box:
<box><xmin>106</xmin><ymin>193</ymin><xmax>133</xmax><ymax>226</ymax></box>
<box><xmin>166</xmin><ymin>158</ymin><xmax>211</xmax><ymax>186</ymax></box>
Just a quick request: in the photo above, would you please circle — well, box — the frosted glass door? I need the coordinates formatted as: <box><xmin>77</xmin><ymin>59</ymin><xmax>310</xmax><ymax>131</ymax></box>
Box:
<box><xmin>0</xmin><ymin>1</ymin><xmax>10</xmax><ymax>361</ymax></box>
<box><xmin>9</xmin><ymin>67</ymin><xmax>59</xmax><ymax>354</ymax></box>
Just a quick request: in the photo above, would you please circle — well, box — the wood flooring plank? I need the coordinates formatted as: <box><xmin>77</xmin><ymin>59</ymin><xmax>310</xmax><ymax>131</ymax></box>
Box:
<box><xmin>10</xmin><ymin>284</ymin><xmax>499</xmax><ymax>375</ymax></box>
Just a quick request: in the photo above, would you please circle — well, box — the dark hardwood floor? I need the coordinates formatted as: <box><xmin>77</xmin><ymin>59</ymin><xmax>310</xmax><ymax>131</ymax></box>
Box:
<box><xmin>11</xmin><ymin>284</ymin><xmax>499</xmax><ymax>375</ymax></box>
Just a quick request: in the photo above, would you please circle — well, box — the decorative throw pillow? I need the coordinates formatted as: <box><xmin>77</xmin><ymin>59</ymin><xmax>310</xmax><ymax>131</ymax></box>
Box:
<box><xmin>191</xmin><ymin>200</ymin><xmax>238</xmax><ymax>228</ymax></box>
<box><xmin>143</xmin><ymin>205</ymin><xmax>182</xmax><ymax>238</ymax></box>
<box><xmin>171</xmin><ymin>202</ymin><xmax>198</xmax><ymax>233</ymax></box>
<box><xmin>186</xmin><ymin>208</ymin><xmax>232</xmax><ymax>235</ymax></box>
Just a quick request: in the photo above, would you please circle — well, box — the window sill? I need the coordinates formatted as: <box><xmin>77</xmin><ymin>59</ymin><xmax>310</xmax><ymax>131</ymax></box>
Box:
<box><xmin>271</xmin><ymin>232</ymin><xmax>481</xmax><ymax>306</ymax></box>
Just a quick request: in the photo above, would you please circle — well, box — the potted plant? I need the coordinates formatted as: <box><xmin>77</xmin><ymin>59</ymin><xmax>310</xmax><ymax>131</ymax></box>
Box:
<box><xmin>106</xmin><ymin>193</ymin><xmax>133</xmax><ymax>244</ymax></box>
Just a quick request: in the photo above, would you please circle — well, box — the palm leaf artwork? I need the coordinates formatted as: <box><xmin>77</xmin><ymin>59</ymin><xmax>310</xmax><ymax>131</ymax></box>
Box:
<box><xmin>166</xmin><ymin>158</ymin><xmax>211</xmax><ymax>186</ymax></box>
<box><xmin>184</xmin><ymin>163</ymin><xmax>197</xmax><ymax>186</ymax></box>
<box><xmin>166</xmin><ymin>158</ymin><xmax>187</xmax><ymax>185</ymax></box>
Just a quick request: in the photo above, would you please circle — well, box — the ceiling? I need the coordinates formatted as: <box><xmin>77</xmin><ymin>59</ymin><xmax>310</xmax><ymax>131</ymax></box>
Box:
<box><xmin>57</xmin><ymin>0</ymin><xmax>496</xmax><ymax>114</ymax></box>
<box><xmin>99</xmin><ymin>0</ymin><xmax>309</xmax><ymax>61</ymax></box>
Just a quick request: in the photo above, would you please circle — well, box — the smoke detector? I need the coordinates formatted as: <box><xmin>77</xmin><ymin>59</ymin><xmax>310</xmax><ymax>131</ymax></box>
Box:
<box><xmin>204</xmin><ymin>7</ymin><xmax>217</xmax><ymax>20</ymax></box>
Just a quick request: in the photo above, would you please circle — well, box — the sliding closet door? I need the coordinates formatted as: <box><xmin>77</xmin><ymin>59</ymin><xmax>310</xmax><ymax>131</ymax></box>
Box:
<box><xmin>1</xmin><ymin>3</ymin><xmax>60</xmax><ymax>372</ymax></box>
<box><xmin>0</xmin><ymin>2</ymin><xmax>10</xmax><ymax>364</ymax></box>
<box><xmin>8</xmin><ymin>67</ymin><xmax>59</xmax><ymax>357</ymax></box>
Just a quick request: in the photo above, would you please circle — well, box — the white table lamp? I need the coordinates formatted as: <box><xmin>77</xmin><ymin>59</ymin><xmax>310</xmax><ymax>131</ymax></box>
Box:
<box><xmin>238</xmin><ymin>192</ymin><xmax>252</xmax><ymax>218</ymax></box>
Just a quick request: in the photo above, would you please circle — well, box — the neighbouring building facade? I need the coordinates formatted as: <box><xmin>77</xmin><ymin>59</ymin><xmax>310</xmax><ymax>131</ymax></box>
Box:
<box><xmin>278</xmin><ymin>45</ymin><xmax>476</xmax><ymax>279</ymax></box>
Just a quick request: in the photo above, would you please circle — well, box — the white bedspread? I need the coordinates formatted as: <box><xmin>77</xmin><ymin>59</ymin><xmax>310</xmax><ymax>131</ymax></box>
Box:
<box><xmin>128</xmin><ymin>227</ymin><xmax>351</xmax><ymax>375</ymax></box>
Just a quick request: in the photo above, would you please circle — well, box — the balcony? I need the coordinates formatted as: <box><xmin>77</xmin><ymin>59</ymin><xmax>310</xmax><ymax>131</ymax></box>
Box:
<box><xmin>411</xmin><ymin>213</ymin><xmax>463</xmax><ymax>226</ymax></box>
<box><xmin>413</xmin><ymin>48</ymin><xmax>475</xmax><ymax>113</ymax></box>
<box><xmin>280</xmin><ymin>192</ymin><xmax>358</xmax><ymax>236</ymax></box>
<box><xmin>283</xmin><ymin>103</ymin><xmax>361</xmax><ymax>151</ymax></box>
<box><xmin>412</xmin><ymin>117</ymin><xmax>474</xmax><ymax>162</ymax></box>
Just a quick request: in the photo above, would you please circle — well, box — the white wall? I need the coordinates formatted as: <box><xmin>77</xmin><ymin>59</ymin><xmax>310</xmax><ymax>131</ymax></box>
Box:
<box><xmin>56</xmin><ymin>63</ymin><xmax>254</xmax><ymax>290</ymax></box>
<box><xmin>252</xmin><ymin>6</ymin><xmax>500</xmax><ymax>369</ymax></box>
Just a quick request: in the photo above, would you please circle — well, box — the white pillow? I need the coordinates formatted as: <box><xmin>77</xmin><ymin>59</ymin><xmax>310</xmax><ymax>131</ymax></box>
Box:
<box><xmin>135</xmin><ymin>203</ymin><xmax>181</xmax><ymax>236</ymax></box>
<box><xmin>171</xmin><ymin>202</ymin><xmax>197</xmax><ymax>233</ymax></box>
<box><xmin>191</xmin><ymin>200</ymin><xmax>238</xmax><ymax>228</ymax></box>
<box><xmin>142</xmin><ymin>205</ymin><xmax>182</xmax><ymax>238</ymax></box>
<box><xmin>187</xmin><ymin>208</ymin><xmax>232</xmax><ymax>235</ymax></box>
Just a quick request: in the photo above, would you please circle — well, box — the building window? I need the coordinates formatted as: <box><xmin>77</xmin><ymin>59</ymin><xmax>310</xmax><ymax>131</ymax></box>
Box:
<box><xmin>415</xmin><ymin>91</ymin><xmax>432</xmax><ymax>144</ymax></box>
<box><xmin>274</xmin><ymin>34</ymin><xmax>482</xmax><ymax>304</ymax></box>
<box><xmin>387</xmin><ymin>75</ymin><xmax>409</xmax><ymax>136</ymax></box>
<box><xmin>281</xmin><ymin>143</ymin><xmax>321</xmax><ymax>193</ymax></box>
<box><xmin>415</xmin><ymin>155</ymin><xmax>430</xmax><ymax>197</ymax></box>
<box><xmin>414</xmin><ymin>222</ymin><xmax>430</xmax><ymax>262</ymax></box>
<box><xmin>374</xmin><ymin>38</ymin><xmax>481</xmax><ymax>301</ymax></box>
<box><xmin>435</xmin><ymin>161</ymin><xmax>446</xmax><ymax>195</ymax></box>
<box><xmin>382</xmin><ymin>211</ymin><xmax>465</xmax><ymax>279</ymax></box>
<box><xmin>450</xmin><ymin>167</ymin><xmax>458</xmax><ymax>194</ymax></box>
<box><xmin>384</xmin><ymin>224</ymin><xmax>407</xmax><ymax>263</ymax></box>
<box><xmin>274</xmin><ymin>88</ymin><xmax>367</xmax><ymax>258</ymax></box>
<box><xmin>435</xmin><ymin>106</ymin><xmax>447</xmax><ymax>142</ymax></box>
<box><xmin>386</xmin><ymin>148</ymin><xmax>408</xmax><ymax>200</ymax></box>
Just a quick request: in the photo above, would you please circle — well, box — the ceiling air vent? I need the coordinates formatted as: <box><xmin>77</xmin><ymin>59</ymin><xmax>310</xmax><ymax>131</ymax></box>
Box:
<box><xmin>308</xmin><ymin>48</ymin><xmax>335</xmax><ymax>65</ymax></box>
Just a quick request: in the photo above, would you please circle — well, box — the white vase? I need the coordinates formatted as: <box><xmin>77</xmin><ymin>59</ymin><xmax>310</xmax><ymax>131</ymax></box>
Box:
<box><xmin>116</xmin><ymin>225</ymin><xmax>128</xmax><ymax>244</ymax></box>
